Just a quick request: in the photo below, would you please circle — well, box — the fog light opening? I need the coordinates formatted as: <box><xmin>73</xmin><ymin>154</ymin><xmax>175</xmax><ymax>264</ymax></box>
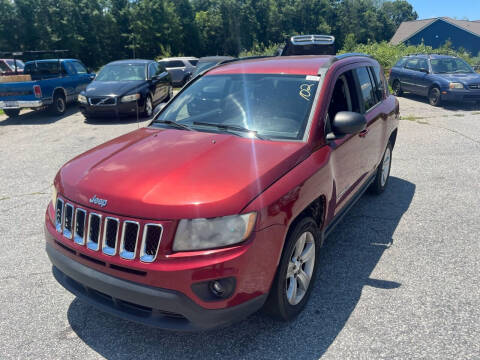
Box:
<box><xmin>210</xmin><ymin>280</ymin><xmax>225</xmax><ymax>297</ymax></box>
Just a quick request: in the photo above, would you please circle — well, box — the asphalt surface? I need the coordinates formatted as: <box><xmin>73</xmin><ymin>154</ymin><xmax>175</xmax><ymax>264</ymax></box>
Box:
<box><xmin>0</xmin><ymin>95</ymin><xmax>479</xmax><ymax>359</ymax></box>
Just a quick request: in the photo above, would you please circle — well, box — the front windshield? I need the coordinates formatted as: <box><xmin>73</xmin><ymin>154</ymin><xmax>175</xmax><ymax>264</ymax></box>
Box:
<box><xmin>153</xmin><ymin>74</ymin><xmax>319</xmax><ymax>140</ymax></box>
<box><xmin>6</xmin><ymin>60</ymin><xmax>25</xmax><ymax>69</ymax></box>
<box><xmin>95</xmin><ymin>63</ymin><xmax>146</xmax><ymax>81</ymax></box>
<box><xmin>431</xmin><ymin>58</ymin><xmax>474</xmax><ymax>74</ymax></box>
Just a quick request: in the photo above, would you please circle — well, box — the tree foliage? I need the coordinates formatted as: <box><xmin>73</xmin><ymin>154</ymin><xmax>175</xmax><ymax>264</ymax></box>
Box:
<box><xmin>0</xmin><ymin>0</ymin><xmax>418</xmax><ymax>67</ymax></box>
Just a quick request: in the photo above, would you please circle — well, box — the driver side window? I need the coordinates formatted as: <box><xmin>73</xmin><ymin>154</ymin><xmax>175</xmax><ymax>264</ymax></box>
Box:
<box><xmin>325</xmin><ymin>70</ymin><xmax>359</xmax><ymax>135</ymax></box>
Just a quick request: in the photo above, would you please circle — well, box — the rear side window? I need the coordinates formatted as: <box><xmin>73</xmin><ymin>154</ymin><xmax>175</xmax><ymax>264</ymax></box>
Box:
<box><xmin>394</xmin><ymin>58</ymin><xmax>407</xmax><ymax>67</ymax></box>
<box><xmin>355</xmin><ymin>67</ymin><xmax>378</xmax><ymax>112</ymax></box>
<box><xmin>371</xmin><ymin>65</ymin><xmax>388</xmax><ymax>98</ymax></box>
<box><xmin>405</xmin><ymin>58</ymin><xmax>420</xmax><ymax>71</ymax></box>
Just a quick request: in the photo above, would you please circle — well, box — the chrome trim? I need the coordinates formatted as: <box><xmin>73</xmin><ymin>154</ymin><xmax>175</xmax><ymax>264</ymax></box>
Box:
<box><xmin>62</xmin><ymin>203</ymin><xmax>74</xmax><ymax>239</ymax></box>
<box><xmin>74</xmin><ymin>208</ymin><xmax>87</xmax><ymax>245</ymax></box>
<box><xmin>87</xmin><ymin>212</ymin><xmax>102</xmax><ymax>251</ymax></box>
<box><xmin>88</xmin><ymin>96</ymin><xmax>117</xmax><ymax>106</ymax></box>
<box><xmin>102</xmin><ymin>217</ymin><xmax>119</xmax><ymax>256</ymax></box>
<box><xmin>120</xmin><ymin>220</ymin><xmax>140</xmax><ymax>260</ymax></box>
<box><xmin>0</xmin><ymin>100</ymin><xmax>43</xmax><ymax>109</ymax></box>
<box><xmin>140</xmin><ymin>223</ymin><xmax>163</xmax><ymax>263</ymax></box>
<box><xmin>55</xmin><ymin>198</ymin><xmax>64</xmax><ymax>233</ymax></box>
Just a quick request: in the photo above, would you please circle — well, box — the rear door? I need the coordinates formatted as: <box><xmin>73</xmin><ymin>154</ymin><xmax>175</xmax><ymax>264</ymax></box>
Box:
<box><xmin>403</xmin><ymin>58</ymin><xmax>423</xmax><ymax>93</ymax></box>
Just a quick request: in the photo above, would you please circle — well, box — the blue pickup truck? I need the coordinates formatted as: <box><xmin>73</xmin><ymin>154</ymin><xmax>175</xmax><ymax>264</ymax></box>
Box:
<box><xmin>0</xmin><ymin>59</ymin><xmax>94</xmax><ymax>118</ymax></box>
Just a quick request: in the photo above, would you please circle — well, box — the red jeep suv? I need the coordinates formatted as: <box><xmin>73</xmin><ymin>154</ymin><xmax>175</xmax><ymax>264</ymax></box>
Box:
<box><xmin>45</xmin><ymin>54</ymin><xmax>399</xmax><ymax>330</ymax></box>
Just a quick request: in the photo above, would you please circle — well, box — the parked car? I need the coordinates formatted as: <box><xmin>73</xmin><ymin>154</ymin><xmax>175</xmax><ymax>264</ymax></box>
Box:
<box><xmin>158</xmin><ymin>57</ymin><xmax>198</xmax><ymax>86</ymax></box>
<box><xmin>0</xmin><ymin>58</ymin><xmax>94</xmax><ymax>117</ymax></box>
<box><xmin>45</xmin><ymin>54</ymin><xmax>399</xmax><ymax>330</ymax></box>
<box><xmin>389</xmin><ymin>54</ymin><xmax>480</xmax><ymax>106</ymax></box>
<box><xmin>192</xmin><ymin>56</ymin><xmax>235</xmax><ymax>78</ymax></box>
<box><xmin>78</xmin><ymin>60</ymin><xmax>172</xmax><ymax>119</ymax></box>
<box><xmin>0</xmin><ymin>59</ymin><xmax>25</xmax><ymax>75</ymax></box>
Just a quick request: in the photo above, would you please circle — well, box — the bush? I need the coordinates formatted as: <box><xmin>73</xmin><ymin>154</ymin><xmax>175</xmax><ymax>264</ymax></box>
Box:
<box><xmin>338</xmin><ymin>41</ymin><xmax>480</xmax><ymax>71</ymax></box>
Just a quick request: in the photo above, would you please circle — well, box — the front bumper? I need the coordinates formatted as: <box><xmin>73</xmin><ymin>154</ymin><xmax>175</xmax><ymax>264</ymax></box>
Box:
<box><xmin>79</xmin><ymin>101</ymin><xmax>143</xmax><ymax>118</ymax></box>
<box><xmin>440</xmin><ymin>89</ymin><xmax>480</xmax><ymax>102</ymax></box>
<box><xmin>47</xmin><ymin>243</ymin><xmax>266</xmax><ymax>330</ymax></box>
<box><xmin>0</xmin><ymin>100</ymin><xmax>45</xmax><ymax>109</ymax></box>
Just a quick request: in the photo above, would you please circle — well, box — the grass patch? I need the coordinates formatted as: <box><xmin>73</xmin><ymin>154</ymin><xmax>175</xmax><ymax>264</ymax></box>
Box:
<box><xmin>453</xmin><ymin>114</ymin><xmax>465</xmax><ymax>117</ymax></box>
<box><xmin>0</xmin><ymin>109</ymin><xmax>3</xmax><ymax>115</ymax></box>
<box><xmin>400</xmin><ymin>115</ymin><xmax>425</xmax><ymax>121</ymax></box>
<box><xmin>472</xmin><ymin>112</ymin><xmax>480</xmax><ymax>115</ymax></box>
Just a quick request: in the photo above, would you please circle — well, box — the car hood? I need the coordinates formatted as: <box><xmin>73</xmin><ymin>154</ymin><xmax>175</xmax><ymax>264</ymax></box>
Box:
<box><xmin>437</xmin><ymin>73</ymin><xmax>480</xmax><ymax>84</ymax></box>
<box><xmin>85</xmin><ymin>80</ymin><xmax>145</xmax><ymax>97</ymax></box>
<box><xmin>56</xmin><ymin>128</ymin><xmax>309</xmax><ymax>219</ymax></box>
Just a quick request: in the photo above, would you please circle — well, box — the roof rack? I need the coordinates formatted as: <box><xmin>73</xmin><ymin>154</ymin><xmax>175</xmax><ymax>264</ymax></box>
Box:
<box><xmin>290</xmin><ymin>35</ymin><xmax>335</xmax><ymax>46</ymax></box>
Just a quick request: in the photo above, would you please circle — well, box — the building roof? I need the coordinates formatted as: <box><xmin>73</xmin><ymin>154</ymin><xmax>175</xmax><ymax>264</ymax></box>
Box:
<box><xmin>390</xmin><ymin>17</ymin><xmax>480</xmax><ymax>45</ymax></box>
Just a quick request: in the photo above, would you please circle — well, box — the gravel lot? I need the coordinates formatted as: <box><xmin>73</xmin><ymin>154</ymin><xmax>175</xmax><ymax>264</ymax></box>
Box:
<box><xmin>1</xmin><ymin>95</ymin><xmax>479</xmax><ymax>359</ymax></box>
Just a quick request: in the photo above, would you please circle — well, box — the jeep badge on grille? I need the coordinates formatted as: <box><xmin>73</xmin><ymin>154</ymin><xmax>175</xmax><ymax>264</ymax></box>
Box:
<box><xmin>89</xmin><ymin>195</ymin><xmax>107</xmax><ymax>207</ymax></box>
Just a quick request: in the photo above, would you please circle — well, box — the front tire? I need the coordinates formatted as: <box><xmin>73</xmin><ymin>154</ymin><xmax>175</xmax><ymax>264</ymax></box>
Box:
<box><xmin>428</xmin><ymin>86</ymin><xmax>441</xmax><ymax>107</ymax></box>
<box><xmin>370</xmin><ymin>142</ymin><xmax>392</xmax><ymax>195</ymax></box>
<box><xmin>50</xmin><ymin>93</ymin><xmax>67</xmax><ymax>115</ymax></box>
<box><xmin>4</xmin><ymin>109</ymin><xmax>20</xmax><ymax>118</ymax></box>
<box><xmin>264</xmin><ymin>217</ymin><xmax>321</xmax><ymax>321</ymax></box>
<box><xmin>392</xmin><ymin>80</ymin><xmax>403</xmax><ymax>97</ymax></box>
<box><xmin>142</xmin><ymin>95</ymin><xmax>153</xmax><ymax>118</ymax></box>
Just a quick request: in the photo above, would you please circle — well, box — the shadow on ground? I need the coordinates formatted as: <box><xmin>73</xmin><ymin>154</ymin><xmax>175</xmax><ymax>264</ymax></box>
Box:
<box><xmin>400</xmin><ymin>93</ymin><xmax>480</xmax><ymax>111</ymax></box>
<box><xmin>0</xmin><ymin>105</ymin><xmax>79</xmax><ymax>126</ymax></box>
<box><xmin>67</xmin><ymin>176</ymin><xmax>415</xmax><ymax>360</ymax></box>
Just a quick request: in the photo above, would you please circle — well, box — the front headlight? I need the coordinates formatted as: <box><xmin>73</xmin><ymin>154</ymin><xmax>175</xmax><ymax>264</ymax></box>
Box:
<box><xmin>173</xmin><ymin>213</ymin><xmax>257</xmax><ymax>251</ymax></box>
<box><xmin>449</xmin><ymin>82</ymin><xmax>464</xmax><ymax>89</ymax></box>
<box><xmin>120</xmin><ymin>93</ymin><xmax>140</xmax><ymax>102</ymax></box>
<box><xmin>51</xmin><ymin>185</ymin><xmax>57</xmax><ymax>207</ymax></box>
<box><xmin>78</xmin><ymin>94</ymin><xmax>87</xmax><ymax>104</ymax></box>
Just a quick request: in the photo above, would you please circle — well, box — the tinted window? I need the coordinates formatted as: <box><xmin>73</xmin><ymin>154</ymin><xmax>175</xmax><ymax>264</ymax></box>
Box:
<box><xmin>160</xmin><ymin>60</ymin><xmax>185</xmax><ymax>68</ymax></box>
<box><xmin>154</xmin><ymin>74</ymin><xmax>319</xmax><ymax>140</ymax></box>
<box><xmin>24</xmin><ymin>62</ymin><xmax>61</xmax><ymax>77</ymax></box>
<box><xmin>394</xmin><ymin>58</ymin><xmax>407</xmax><ymax>67</ymax></box>
<box><xmin>72</xmin><ymin>61</ymin><xmax>88</xmax><ymax>74</ymax></box>
<box><xmin>188</xmin><ymin>60</ymin><xmax>198</xmax><ymax>66</ymax></box>
<box><xmin>355</xmin><ymin>67</ymin><xmax>377</xmax><ymax>112</ymax></box>
<box><xmin>64</xmin><ymin>62</ymin><xmax>76</xmax><ymax>75</ymax></box>
<box><xmin>405</xmin><ymin>58</ymin><xmax>420</xmax><ymax>71</ymax></box>
<box><xmin>431</xmin><ymin>58</ymin><xmax>474</xmax><ymax>74</ymax></box>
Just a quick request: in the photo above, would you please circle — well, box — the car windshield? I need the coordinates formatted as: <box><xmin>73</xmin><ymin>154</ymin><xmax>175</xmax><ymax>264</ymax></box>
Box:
<box><xmin>6</xmin><ymin>60</ymin><xmax>25</xmax><ymax>69</ymax></box>
<box><xmin>431</xmin><ymin>58</ymin><xmax>474</xmax><ymax>74</ymax></box>
<box><xmin>193</xmin><ymin>61</ymin><xmax>218</xmax><ymax>76</ymax></box>
<box><xmin>95</xmin><ymin>63</ymin><xmax>146</xmax><ymax>81</ymax></box>
<box><xmin>153</xmin><ymin>74</ymin><xmax>319</xmax><ymax>140</ymax></box>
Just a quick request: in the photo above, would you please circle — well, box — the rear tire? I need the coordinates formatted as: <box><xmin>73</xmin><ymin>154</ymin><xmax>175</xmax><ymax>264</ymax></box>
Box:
<box><xmin>369</xmin><ymin>142</ymin><xmax>392</xmax><ymax>195</ymax></box>
<box><xmin>4</xmin><ymin>109</ymin><xmax>20</xmax><ymax>118</ymax></box>
<box><xmin>50</xmin><ymin>93</ymin><xmax>67</xmax><ymax>115</ymax></box>
<box><xmin>428</xmin><ymin>86</ymin><xmax>441</xmax><ymax>107</ymax></box>
<box><xmin>263</xmin><ymin>217</ymin><xmax>321</xmax><ymax>321</ymax></box>
<box><xmin>392</xmin><ymin>80</ymin><xmax>403</xmax><ymax>96</ymax></box>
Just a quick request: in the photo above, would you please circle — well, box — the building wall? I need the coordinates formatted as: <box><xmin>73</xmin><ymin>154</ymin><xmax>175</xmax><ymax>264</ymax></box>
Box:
<box><xmin>406</xmin><ymin>19</ymin><xmax>480</xmax><ymax>56</ymax></box>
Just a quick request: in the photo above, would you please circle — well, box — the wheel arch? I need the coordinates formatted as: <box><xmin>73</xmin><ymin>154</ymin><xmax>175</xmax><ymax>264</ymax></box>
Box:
<box><xmin>389</xmin><ymin>128</ymin><xmax>398</xmax><ymax>150</ymax></box>
<box><xmin>52</xmin><ymin>87</ymin><xmax>67</xmax><ymax>100</ymax></box>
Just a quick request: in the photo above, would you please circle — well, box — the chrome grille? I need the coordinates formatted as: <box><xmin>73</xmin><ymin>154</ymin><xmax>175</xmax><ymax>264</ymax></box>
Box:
<box><xmin>87</xmin><ymin>213</ymin><xmax>102</xmax><ymax>251</ymax></box>
<box><xmin>54</xmin><ymin>197</ymin><xmax>162</xmax><ymax>261</ymax></box>
<box><xmin>140</xmin><ymin>224</ymin><xmax>163</xmax><ymax>262</ymax></box>
<box><xmin>55</xmin><ymin>198</ymin><xmax>64</xmax><ymax>232</ymax></box>
<box><xmin>88</xmin><ymin>96</ymin><xmax>117</xmax><ymax>106</ymax></box>
<box><xmin>469</xmin><ymin>84</ymin><xmax>480</xmax><ymax>89</ymax></box>
<box><xmin>74</xmin><ymin>208</ymin><xmax>87</xmax><ymax>245</ymax></box>
<box><xmin>120</xmin><ymin>221</ymin><xmax>139</xmax><ymax>259</ymax></box>
<box><xmin>102</xmin><ymin>217</ymin><xmax>119</xmax><ymax>256</ymax></box>
<box><xmin>63</xmin><ymin>203</ymin><xmax>74</xmax><ymax>239</ymax></box>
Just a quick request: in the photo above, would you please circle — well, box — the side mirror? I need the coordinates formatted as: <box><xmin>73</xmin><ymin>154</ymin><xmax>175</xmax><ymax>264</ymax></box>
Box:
<box><xmin>326</xmin><ymin>111</ymin><xmax>366</xmax><ymax>141</ymax></box>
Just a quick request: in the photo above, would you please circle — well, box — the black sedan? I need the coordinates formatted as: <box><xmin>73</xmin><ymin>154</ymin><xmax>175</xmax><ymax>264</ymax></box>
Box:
<box><xmin>78</xmin><ymin>59</ymin><xmax>172</xmax><ymax>118</ymax></box>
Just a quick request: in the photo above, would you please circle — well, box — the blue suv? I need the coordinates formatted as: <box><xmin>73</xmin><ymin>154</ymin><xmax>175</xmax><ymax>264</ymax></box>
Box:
<box><xmin>389</xmin><ymin>54</ymin><xmax>480</xmax><ymax>106</ymax></box>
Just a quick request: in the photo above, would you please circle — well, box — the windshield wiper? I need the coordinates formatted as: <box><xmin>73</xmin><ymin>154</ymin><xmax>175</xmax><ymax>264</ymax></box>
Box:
<box><xmin>153</xmin><ymin>120</ymin><xmax>193</xmax><ymax>131</ymax></box>
<box><xmin>193</xmin><ymin>121</ymin><xmax>265</xmax><ymax>139</ymax></box>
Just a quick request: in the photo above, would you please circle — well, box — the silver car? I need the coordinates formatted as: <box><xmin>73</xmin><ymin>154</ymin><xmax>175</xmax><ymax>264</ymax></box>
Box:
<box><xmin>158</xmin><ymin>57</ymin><xmax>198</xmax><ymax>86</ymax></box>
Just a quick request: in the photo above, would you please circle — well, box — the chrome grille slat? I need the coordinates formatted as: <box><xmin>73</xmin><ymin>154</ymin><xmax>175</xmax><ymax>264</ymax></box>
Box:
<box><xmin>74</xmin><ymin>208</ymin><xmax>87</xmax><ymax>245</ymax></box>
<box><xmin>102</xmin><ymin>217</ymin><xmax>119</xmax><ymax>256</ymax></box>
<box><xmin>87</xmin><ymin>213</ymin><xmax>102</xmax><ymax>251</ymax></box>
<box><xmin>140</xmin><ymin>224</ymin><xmax>163</xmax><ymax>263</ymax></box>
<box><xmin>55</xmin><ymin>198</ymin><xmax>64</xmax><ymax>233</ymax></box>
<box><xmin>63</xmin><ymin>203</ymin><xmax>74</xmax><ymax>239</ymax></box>
<box><xmin>120</xmin><ymin>221</ymin><xmax>139</xmax><ymax>260</ymax></box>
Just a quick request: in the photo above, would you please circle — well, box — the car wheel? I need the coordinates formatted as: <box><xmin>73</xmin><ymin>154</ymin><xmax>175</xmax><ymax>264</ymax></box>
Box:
<box><xmin>369</xmin><ymin>142</ymin><xmax>392</xmax><ymax>195</ymax></box>
<box><xmin>4</xmin><ymin>109</ymin><xmax>20</xmax><ymax>118</ymax></box>
<box><xmin>142</xmin><ymin>95</ymin><xmax>153</xmax><ymax>118</ymax></box>
<box><xmin>392</xmin><ymin>80</ymin><xmax>403</xmax><ymax>96</ymax></box>
<box><xmin>50</xmin><ymin>93</ymin><xmax>67</xmax><ymax>115</ymax></box>
<box><xmin>264</xmin><ymin>217</ymin><xmax>321</xmax><ymax>321</ymax></box>
<box><xmin>428</xmin><ymin>86</ymin><xmax>441</xmax><ymax>107</ymax></box>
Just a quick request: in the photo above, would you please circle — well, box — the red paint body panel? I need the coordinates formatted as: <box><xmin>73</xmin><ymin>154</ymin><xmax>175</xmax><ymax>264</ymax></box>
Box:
<box><xmin>46</xmin><ymin>55</ymin><xmax>399</xmax><ymax>326</ymax></box>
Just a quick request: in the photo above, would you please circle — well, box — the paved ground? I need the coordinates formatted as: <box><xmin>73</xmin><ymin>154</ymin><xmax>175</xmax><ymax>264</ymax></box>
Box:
<box><xmin>0</xmin><ymin>95</ymin><xmax>479</xmax><ymax>359</ymax></box>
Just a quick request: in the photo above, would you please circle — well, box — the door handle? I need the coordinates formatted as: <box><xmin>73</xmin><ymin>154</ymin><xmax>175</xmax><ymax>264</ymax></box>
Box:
<box><xmin>359</xmin><ymin>129</ymin><xmax>369</xmax><ymax>138</ymax></box>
